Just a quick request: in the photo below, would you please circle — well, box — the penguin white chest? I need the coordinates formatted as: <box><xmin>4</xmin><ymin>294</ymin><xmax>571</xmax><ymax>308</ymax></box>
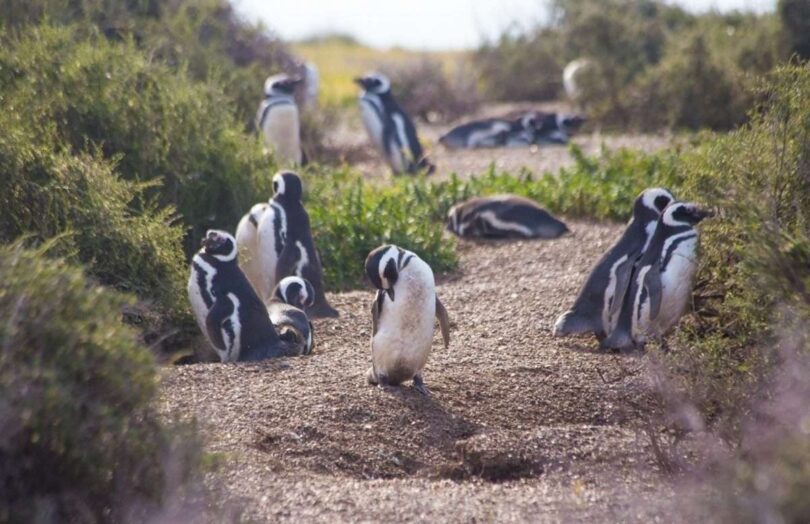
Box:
<box><xmin>235</xmin><ymin>213</ymin><xmax>263</xmax><ymax>295</ymax></box>
<box><xmin>261</xmin><ymin>104</ymin><xmax>301</xmax><ymax>165</ymax></box>
<box><xmin>359</xmin><ymin>96</ymin><xmax>385</xmax><ymax>151</ymax></box>
<box><xmin>188</xmin><ymin>255</ymin><xmax>215</xmax><ymax>334</ymax></box>
<box><xmin>372</xmin><ymin>262</ymin><xmax>437</xmax><ymax>381</ymax></box>
<box><xmin>256</xmin><ymin>204</ymin><xmax>286</xmax><ymax>301</ymax></box>
<box><xmin>654</xmin><ymin>233</ymin><xmax>699</xmax><ymax>335</ymax></box>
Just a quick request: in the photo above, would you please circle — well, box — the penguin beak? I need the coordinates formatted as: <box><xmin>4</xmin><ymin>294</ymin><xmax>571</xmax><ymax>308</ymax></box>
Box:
<box><xmin>691</xmin><ymin>206</ymin><xmax>715</xmax><ymax>222</ymax></box>
<box><xmin>385</xmin><ymin>287</ymin><xmax>395</xmax><ymax>301</ymax></box>
<box><xmin>353</xmin><ymin>77</ymin><xmax>367</xmax><ymax>89</ymax></box>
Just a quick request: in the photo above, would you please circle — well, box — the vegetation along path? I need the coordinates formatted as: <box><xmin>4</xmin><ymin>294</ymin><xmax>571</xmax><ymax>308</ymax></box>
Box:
<box><xmin>162</xmin><ymin>220</ymin><xmax>681</xmax><ymax>522</ymax></box>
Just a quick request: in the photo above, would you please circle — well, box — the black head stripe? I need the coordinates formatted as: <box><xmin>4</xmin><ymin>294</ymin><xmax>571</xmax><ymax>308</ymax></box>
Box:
<box><xmin>383</xmin><ymin>258</ymin><xmax>398</xmax><ymax>287</ymax></box>
<box><xmin>654</xmin><ymin>195</ymin><xmax>672</xmax><ymax>213</ymax></box>
<box><xmin>401</xmin><ymin>254</ymin><xmax>414</xmax><ymax>270</ymax></box>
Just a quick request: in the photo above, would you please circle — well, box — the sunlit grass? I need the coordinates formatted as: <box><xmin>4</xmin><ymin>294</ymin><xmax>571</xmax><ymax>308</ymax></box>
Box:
<box><xmin>292</xmin><ymin>38</ymin><xmax>471</xmax><ymax>106</ymax></box>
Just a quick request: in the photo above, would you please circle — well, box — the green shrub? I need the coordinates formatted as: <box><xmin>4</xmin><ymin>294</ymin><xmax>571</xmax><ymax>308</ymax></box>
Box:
<box><xmin>304</xmin><ymin>169</ymin><xmax>459</xmax><ymax>290</ymax></box>
<box><xmin>384</xmin><ymin>57</ymin><xmax>480</xmax><ymax>123</ymax></box>
<box><xmin>0</xmin><ymin>121</ymin><xmax>189</xmax><ymax>333</ymax></box>
<box><xmin>0</xmin><ymin>242</ymin><xmax>201</xmax><ymax>523</ymax></box>
<box><xmin>474</xmin><ymin>29</ymin><xmax>563</xmax><ymax>102</ymax></box>
<box><xmin>0</xmin><ymin>24</ymin><xmax>276</xmax><ymax>251</ymax></box>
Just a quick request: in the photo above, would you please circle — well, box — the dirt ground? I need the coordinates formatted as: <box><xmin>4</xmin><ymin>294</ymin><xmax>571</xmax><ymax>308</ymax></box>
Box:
<box><xmin>162</xmin><ymin>219</ymin><xmax>690</xmax><ymax>522</ymax></box>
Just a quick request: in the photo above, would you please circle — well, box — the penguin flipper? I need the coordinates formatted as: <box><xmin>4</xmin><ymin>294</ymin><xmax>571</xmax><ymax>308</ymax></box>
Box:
<box><xmin>371</xmin><ymin>290</ymin><xmax>385</xmax><ymax>338</ymax></box>
<box><xmin>608</xmin><ymin>256</ymin><xmax>637</xmax><ymax>321</ymax></box>
<box><xmin>435</xmin><ymin>296</ymin><xmax>451</xmax><ymax>348</ymax></box>
<box><xmin>643</xmin><ymin>262</ymin><xmax>663</xmax><ymax>321</ymax></box>
<box><xmin>204</xmin><ymin>299</ymin><xmax>230</xmax><ymax>360</ymax></box>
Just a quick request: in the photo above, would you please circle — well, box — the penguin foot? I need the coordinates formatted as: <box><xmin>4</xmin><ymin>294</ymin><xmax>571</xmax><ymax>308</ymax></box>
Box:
<box><xmin>366</xmin><ymin>367</ymin><xmax>378</xmax><ymax>385</ymax></box>
<box><xmin>307</xmin><ymin>302</ymin><xmax>339</xmax><ymax>319</ymax></box>
<box><xmin>412</xmin><ymin>374</ymin><xmax>430</xmax><ymax>396</ymax></box>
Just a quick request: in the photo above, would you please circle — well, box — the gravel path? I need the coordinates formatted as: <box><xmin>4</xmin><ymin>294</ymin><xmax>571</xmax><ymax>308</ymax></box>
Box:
<box><xmin>161</xmin><ymin>220</ymin><xmax>683</xmax><ymax>522</ymax></box>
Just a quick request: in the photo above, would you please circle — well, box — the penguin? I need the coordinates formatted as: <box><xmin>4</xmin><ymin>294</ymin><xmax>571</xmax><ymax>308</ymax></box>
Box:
<box><xmin>365</xmin><ymin>245</ymin><xmax>451</xmax><ymax>395</ymax></box>
<box><xmin>354</xmin><ymin>72</ymin><xmax>433</xmax><ymax>175</ymax></box>
<box><xmin>267</xmin><ymin>276</ymin><xmax>315</xmax><ymax>356</ymax></box>
<box><xmin>563</xmin><ymin>58</ymin><xmax>594</xmax><ymax>104</ymax></box>
<box><xmin>553</xmin><ymin>187</ymin><xmax>675</xmax><ymax>339</ymax></box>
<box><xmin>235</xmin><ymin>202</ymin><xmax>269</xmax><ymax>296</ymax></box>
<box><xmin>256</xmin><ymin>171</ymin><xmax>338</xmax><ymax>318</ymax></box>
<box><xmin>446</xmin><ymin>195</ymin><xmax>569</xmax><ymax>239</ymax></box>
<box><xmin>532</xmin><ymin>112</ymin><xmax>586</xmax><ymax>145</ymax></box>
<box><xmin>438</xmin><ymin>112</ymin><xmax>539</xmax><ymax>150</ymax></box>
<box><xmin>187</xmin><ymin>230</ymin><xmax>293</xmax><ymax>362</ymax></box>
<box><xmin>256</xmin><ymin>74</ymin><xmax>303</xmax><ymax>165</ymax></box>
<box><xmin>601</xmin><ymin>202</ymin><xmax>712</xmax><ymax>351</ymax></box>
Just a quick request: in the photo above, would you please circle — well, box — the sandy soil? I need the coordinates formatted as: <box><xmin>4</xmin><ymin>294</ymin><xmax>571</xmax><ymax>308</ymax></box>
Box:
<box><xmin>161</xmin><ymin>221</ymin><xmax>685</xmax><ymax>522</ymax></box>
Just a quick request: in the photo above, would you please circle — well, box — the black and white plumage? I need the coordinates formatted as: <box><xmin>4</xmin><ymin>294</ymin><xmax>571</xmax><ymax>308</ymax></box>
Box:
<box><xmin>439</xmin><ymin>111</ymin><xmax>585</xmax><ymax>149</ymax></box>
<box><xmin>268</xmin><ymin>276</ymin><xmax>315</xmax><ymax>356</ymax></box>
<box><xmin>235</xmin><ymin>202</ymin><xmax>269</xmax><ymax>296</ymax></box>
<box><xmin>354</xmin><ymin>72</ymin><xmax>433</xmax><ymax>175</ymax></box>
<box><xmin>256</xmin><ymin>74</ymin><xmax>303</xmax><ymax>165</ymax></box>
<box><xmin>187</xmin><ymin>230</ymin><xmax>293</xmax><ymax>362</ymax></box>
<box><xmin>256</xmin><ymin>171</ymin><xmax>338</xmax><ymax>318</ymax></box>
<box><xmin>438</xmin><ymin>113</ymin><xmax>538</xmax><ymax>150</ymax></box>
<box><xmin>365</xmin><ymin>245</ymin><xmax>450</xmax><ymax>395</ymax></box>
<box><xmin>532</xmin><ymin>112</ymin><xmax>586</xmax><ymax>145</ymax></box>
<box><xmin>601</xmin><ymin>202</ymin><xmax>712</xmax><ymax>351</ymax></box>
<box><xmin>553</xmin><ymin>188</ymin><xmax>675</xmax><ymax>339</ymax></box>
<box><xmin>446</xmin><ymin>195</ymin><xmax>569</xmax><ymax>239</ymax></box>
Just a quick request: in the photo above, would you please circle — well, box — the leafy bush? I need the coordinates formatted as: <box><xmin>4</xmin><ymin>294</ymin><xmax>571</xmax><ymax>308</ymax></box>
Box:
<box><xmin>474</xmin><ymin>28</ymin><xmax>563</xmax><ymax>102</ymax></box>
<box><xmin>0</xmin><ymin>120</ymin><xmax>190</xmax><ymax>336</ymax></box>
<box><xmin>384</xmin><ymin>57</ymin><xmax>480</xmax><ymax>123</ymax></box>
<box><xmin>0</xmin><ymin>24</ymin><xmax>276</xmax><ymax>252</ymax></box>
<box><xmin>0</xmin><ymin>243</ymin><xmax>201</xmax><ymax>523</ymax></box>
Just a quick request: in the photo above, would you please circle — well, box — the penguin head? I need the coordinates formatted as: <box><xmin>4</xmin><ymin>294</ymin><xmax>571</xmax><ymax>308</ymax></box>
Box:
<box><xmin>558</xmin><ymin>114</ymin><xmax>586</xmax><ymax>133</ymax></box>
<box><xmin>274</xmin><ymin>276</ymin><xmax>316</xmax><ymax>309</ymax></box>
<box><xmin>263</xmin><ymin>74</ymin><xmax>302</xmax><ymax>97</ymax></box>
<box><xmin>446</xmin><ymin>203</ymin><xmax>469</xmax><ymax>236</ymax></box>
<box><xmin>662</xmin><ymin>202</ymin><xmax>714</xmax><ymax>227</ymax></box>
<box><xmin>365</xmin><ymin>244</ymin><xmax>406</xmax><ymax>300</ymax></box>
<box><xmin>353</xmin><ymin>73</ymin><xmax>391</xmax><ymax>95</ymax></box>
<box><xmin>201</xmin><ymin>230</ymin><xmax>237</xmax><ymax>262</ymax></box>
<box><xmin>635</xmin><ymin>187</ymin><xmax>675</xmax><ymax>222</ymax></box>
<box><xmin>272</xmin><ymin>171</ymin><xmax>303</xmax><ymax>201</ymax></box>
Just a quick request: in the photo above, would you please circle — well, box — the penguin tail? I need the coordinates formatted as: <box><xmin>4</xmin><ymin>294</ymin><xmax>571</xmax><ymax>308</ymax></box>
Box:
<box><xmin>415</xmin><ymin>157</ymin><xmax>436</xmax><ymax>175</ymax></box>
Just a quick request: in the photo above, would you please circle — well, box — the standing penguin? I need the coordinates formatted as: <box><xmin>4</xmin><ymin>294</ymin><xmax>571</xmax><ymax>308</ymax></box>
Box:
<box><xmin>268</xmin><ymin>276</ymin><xmax>315</xmax><ymax>356</ymax></box>
<box><xmin>602</xmin><ymin>202</ymin><xmax>712</xmax><ymax>351</ymax></box>
<box><xmin>256</xmin><ymin>171</ymin><xmax>338</xmax><ymax>318</ymax></box>
<box><xmin>354</xmin><ymin>72</ymin><xmax>433</xmax><ymax>175</ymax></box>
<box><xmin>553</xmin><ymin>187</ymin><xmax>675</xmax><ymax>339</ymax></box>
<box><xmin>235</xmin><ymin>202</ymin><xmax>269</xmax><ymax>296</ymax></box>
<box><xmin>256</xmin><ymin>74</ymin><xmax>303</xmax><ymax>165</ymax></box>
<box><xmin>187</xmin><ymin>230</ymin><xmax>293</xmax><ymax>362</ymax></box>
<box><xmin>365</xmin><ymin>245</ymin><xmax>451</xmax><ymax>395</ymax></box>
<box><xmin>446</xmin><ymin>195</ymin><xmax>569</xmax><ymax>239</ymax></box>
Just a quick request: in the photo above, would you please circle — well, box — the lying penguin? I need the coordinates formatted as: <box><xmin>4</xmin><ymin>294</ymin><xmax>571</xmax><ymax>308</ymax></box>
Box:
<box><xmin>553</xmin><ymin>188</ymin><xmax>675</xmax><ymax>340</ymax></box>
<box><xmin>268</xmin><ymin>276</ymin><xmax>315</xmax><ymax>356</ymax></box>
<box><xmin>601</xmin><ymin>201</ymin><xmax>712</xmax><ymax>351</ymax></box>
<box><xmin>187</xmin><ymin>230</ymin><xmax>295</xmax><ymax>362</ymax></box>
<box><xmin>438</xmin><ymin>113</ymin><xmax>539</xmax><ymax>150</ymax></box>
<box><xmin>365</xmin><ymin>245</ymin><xmax>451</xmax><ymax>395</ymax></box>
<box><xmin>439</xmin><ymin>111</ymin><xmax>585</xmax><ymax>150</ymax></box>
<box><xmin>446</xmin><ymin>195</ymin><xmax>569</xmax><ymax>239</ymax></box>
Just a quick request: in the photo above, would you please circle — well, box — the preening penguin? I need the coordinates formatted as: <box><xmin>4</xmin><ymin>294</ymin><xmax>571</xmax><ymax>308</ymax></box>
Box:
<box><xmin>354</xmin><ymin>72</ymin><xmax>433</xmax><ymax>175</ymax></box>
<box><xmin>602</xmin><ymin>202</ymin><xmax>712</xmax><ymax>351</ymax></box>
<box><xmin>446</xmin><ymin>195</ymin><xmax>569</xmax><ymax>239</ymax></box>
<box><xmin>268</xmin><ymin>276</ymin><xmax>316</xmax><ymax>356</ymax></box>
<box><xmin>235</xmin><ymin>202</ymin><xmax>269</xmax><ymax>296</ymax></box>
<box><xmin>256</xmin><ymin>74</ymin><xmax>303</xmax><ymax>165</ymax></box>
<box><xmin>256</xmin><ymin>171</ymin><xmax>338</xmax><ymax>318</ymax></box>
<box><xmin>365</xmin><ymin>245</ymin><xmax>451</xmax><ymax>395</ymax></box>
<box><xmin>187</xmin><ymin>230</ymin><xmax>293</xmax><ymax>362</ymax></box>
<box><xmin>553</xmin><ymin>187</ymin><xmax>675</xmax><ymax>339</ymax></box>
